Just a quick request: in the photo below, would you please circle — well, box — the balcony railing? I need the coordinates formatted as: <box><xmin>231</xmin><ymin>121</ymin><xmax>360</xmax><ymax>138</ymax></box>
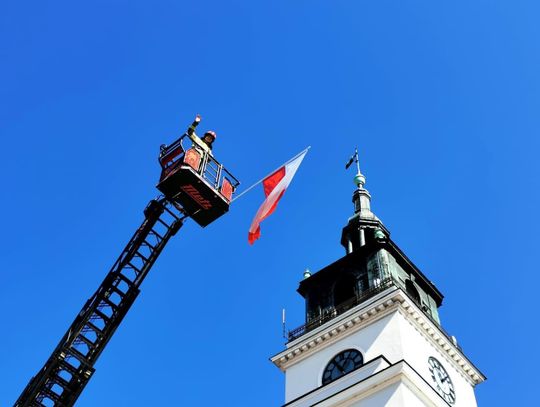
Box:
<box><xmin>287</xmin><ymin>278</ymin><xmax>395</xmax><ymax>342</ymax></box>
<box><xmin>287</xmin><ymin>277</ymin><xmax>463</xmax><ymax>352</ymax></box>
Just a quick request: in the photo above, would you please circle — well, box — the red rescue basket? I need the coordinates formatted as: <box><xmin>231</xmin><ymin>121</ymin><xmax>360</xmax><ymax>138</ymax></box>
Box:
<box><xmin>156</xmin><ymin>134</ymin><xmax>240</xmax><ymax>227</ymax></box>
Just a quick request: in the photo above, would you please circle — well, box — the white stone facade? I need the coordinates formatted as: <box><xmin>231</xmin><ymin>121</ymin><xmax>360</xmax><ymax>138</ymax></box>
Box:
<box><xmin>271</xmin><ymin>287</ymin><xmax>484</xmax><ymax>406</ymax></box>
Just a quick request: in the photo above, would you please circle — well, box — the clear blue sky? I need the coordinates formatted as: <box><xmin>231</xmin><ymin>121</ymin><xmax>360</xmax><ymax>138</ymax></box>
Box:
<box><xmin>1</xmin><ymin>1</ymin><xmax>538</xmax><ymax>405</ymax></box>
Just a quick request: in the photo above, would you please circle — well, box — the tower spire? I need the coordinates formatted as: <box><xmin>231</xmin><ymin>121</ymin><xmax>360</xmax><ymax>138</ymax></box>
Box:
<box><xmin>346</xmin><ymin>148</ymin><xmax>374</xmax><ymax>220</ymax></box>
<box><xmin>341</xmin><ymin>149</ymin><xmax>387</xmax><ymax>253</ymax></box>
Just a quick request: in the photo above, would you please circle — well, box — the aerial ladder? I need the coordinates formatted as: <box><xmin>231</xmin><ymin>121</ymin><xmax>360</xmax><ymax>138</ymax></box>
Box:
<box><xmin>15</xmin><ymin>117</ymin><xmax>240</xmax><ymax>407</ymax></box>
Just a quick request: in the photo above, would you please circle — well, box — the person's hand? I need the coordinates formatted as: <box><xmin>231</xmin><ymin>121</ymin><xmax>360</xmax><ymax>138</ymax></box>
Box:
<box><xmin>195</xmin><ymin>114</ymin><xmax>201</xmax><ymax>123</ymax></box>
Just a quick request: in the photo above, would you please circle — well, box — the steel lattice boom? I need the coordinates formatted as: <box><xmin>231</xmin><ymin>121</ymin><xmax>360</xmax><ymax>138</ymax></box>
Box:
<box><xmin>15</xmin><ymin>199</ymin><xmax>185</xmax><ymax>406</ymax></box>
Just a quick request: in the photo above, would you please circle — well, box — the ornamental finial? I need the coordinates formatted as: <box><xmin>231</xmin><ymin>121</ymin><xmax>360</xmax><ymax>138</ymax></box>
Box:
<box><xmin>345</xmin><ymin>147</ymin><xmax>365</xmax><ymax>188</ymax></box>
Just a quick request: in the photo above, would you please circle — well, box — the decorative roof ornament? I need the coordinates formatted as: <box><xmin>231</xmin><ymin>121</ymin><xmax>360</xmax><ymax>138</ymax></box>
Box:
<box><xmin>345</xmin><ymin>148</ymin><xmax>374</xmax><ymax>219</ymax></box>
<box><xmin>345</xmin><ymin>147</ymin><xmax>363</xmax><ymax>185</ymax></box>
<box><xmin>341</xmin><ymin>147</ymin><xmax>389</xmax><ymax>253</ymax></box>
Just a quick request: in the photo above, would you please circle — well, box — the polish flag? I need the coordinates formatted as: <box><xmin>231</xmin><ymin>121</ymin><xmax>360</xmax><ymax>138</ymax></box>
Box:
<box><xmin>248</xmin><ymin>150</ymin><xmax>308</xmax><ymax>245</ymax></box>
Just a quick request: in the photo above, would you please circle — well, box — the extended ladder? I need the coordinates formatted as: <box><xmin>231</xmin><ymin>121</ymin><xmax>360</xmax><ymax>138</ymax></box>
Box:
<box><xmin>15</xmin><ymin>199</ymin><xmax>185</xmax><ymax>407</ymax></box>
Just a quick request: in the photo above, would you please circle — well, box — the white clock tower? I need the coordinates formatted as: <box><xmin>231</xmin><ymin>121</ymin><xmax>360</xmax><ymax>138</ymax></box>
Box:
<box><xmin>271</xmin><ymin>160</ymin><xmax>485</xmax><ymax>406</ymax></box>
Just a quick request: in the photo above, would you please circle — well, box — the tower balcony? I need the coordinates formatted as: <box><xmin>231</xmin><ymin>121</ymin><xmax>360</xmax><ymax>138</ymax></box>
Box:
<box><xmin>288</xmin><ymin>277</ymin><xmax>394</xmax><ymax>341</ymax></box>
<box><xmin>287</xmin><ymin>276</ymin><xmax>459</xmax><ymax>350</ymax></box>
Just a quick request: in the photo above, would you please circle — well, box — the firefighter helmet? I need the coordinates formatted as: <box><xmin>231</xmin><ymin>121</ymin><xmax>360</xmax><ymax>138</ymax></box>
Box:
<box><xmin>203</xmin><ymin>131</ymin><xmax>217</xmax><ymax>141</ymax></box>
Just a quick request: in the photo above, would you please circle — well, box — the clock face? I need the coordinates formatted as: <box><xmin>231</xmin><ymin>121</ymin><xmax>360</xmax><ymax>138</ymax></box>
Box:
<box><xmin>428</xmin><ymin>356</ymin><xmax>456</xmax><ymax>404</ymax></box>
<box><xmin>322</xmin><ymin>349</ymin><xmax>363</xmax><ymax>385</ymax></box>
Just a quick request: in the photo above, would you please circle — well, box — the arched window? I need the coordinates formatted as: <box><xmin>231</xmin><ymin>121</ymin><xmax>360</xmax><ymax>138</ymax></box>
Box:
<box><xmin>322</xmin><ymin>349</ymin><xmax>364</xmax><ymax>385</ymax></box>
<box><xmin>333</xmin><ymin>274</ymin><xmax>356</xmax><ymax>307</ymax></box>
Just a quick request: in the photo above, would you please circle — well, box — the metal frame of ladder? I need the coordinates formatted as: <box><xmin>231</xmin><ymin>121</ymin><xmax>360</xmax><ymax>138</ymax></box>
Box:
<box><xmin>15</xmin><ymin>198</ymin><xmax>186</xmax><ymax>407</ymax></box>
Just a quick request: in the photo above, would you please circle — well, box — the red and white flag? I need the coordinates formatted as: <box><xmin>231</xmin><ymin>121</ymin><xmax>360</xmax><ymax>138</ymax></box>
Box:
<box><xmin>248</xmin><ymin>149</ymin><xmax>308</xmax><ymax>245</ymax></box>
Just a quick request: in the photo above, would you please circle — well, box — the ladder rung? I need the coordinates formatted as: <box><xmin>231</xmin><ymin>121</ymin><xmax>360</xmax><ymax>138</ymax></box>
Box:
<box><xmin>84</xmin><ymin>321</ymin><xmax>104</xmax><ymax>337</ymax></box>
<box><xmin>57</xmin><ymin>359</ymin><xmax>79</xmax><ymax>375</ymax></box>
<box><xmin>92</xmin><ymin>309</ymin><xmax>111</xmax><ymax>323</ymax></box>
<box><xmin>149</xmin><ymin>229</ymin><xmax>164</xmax><ymax>241</ymax></box>
<box><xmin>134</xmin><ymin>250</ymin><xmax>149</xmax><ymax>262</ymax></box>
<box><xmin>109</xmin><ymin>284</ymin><xmax>128</xmax><ymax>297</ymax></box>
<box><xmin>50</xmin><ymin>374</ymin><xmax>70</xmax><ymax>389</ymax></box>
<box><xmin>163</xmin><ymin>205</ymin><xmax>181</xmax><ymax>220</ymax></box>
<box><xmin>156</xmin><ymin>218</ymin><xmax>171</xmax><ymax>229</ymax></box>
<box><xmin>116</xmin><ymin>272</ymin><xmax>135</xmax><ymax>286</ymax></box>
<box><xmin>142</xmin><ymin>239</ymin><xmax>156</xmax><ymax>250</ymax></box>
<box><xmin>66</xmin><ymin>348</ymin><xmax>90</xmax><ymax>365</ymax></box>
<box><xmin>53</xmin><ymin>365</ymin><xmax>86</xmax><ymax>390</ymax></box>
<box><xmin>126</xmin><ymin>262</ymin><xmax>141</xmax><ymax>273</ymax></box>
<box><xmin>99</xmin><ymin>297</ymin><xmax>119</xmax><ymax>311</ymax></box>
<box><xmin>75</xmin><ymin>333</ymin><xmax>96</xmax><ymax>348</ymax></box>
<box><xmin>39</xmin><ymin>388</ymin><xmax>61</xmax><ymax>402</ymax></box>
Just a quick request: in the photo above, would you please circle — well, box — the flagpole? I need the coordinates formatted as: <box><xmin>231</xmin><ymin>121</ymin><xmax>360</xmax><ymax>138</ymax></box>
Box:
<box><xmin>355</xmin><ymin>147</ymin><xmax>361</xmax><ymax>174</ymax></box>
<box><xmin>232</xmin><ymin>146</ymin><xmax>311</xmax><ymax>202</ymax></box>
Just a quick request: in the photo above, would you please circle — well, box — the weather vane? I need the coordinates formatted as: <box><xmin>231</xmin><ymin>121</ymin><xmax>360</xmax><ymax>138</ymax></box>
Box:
<box><xmin>345</xmin><ymin>147</ymin><xmax>365</xmax><ymax>188</ymax></box>
<box><xmin>345</xmin><ymin>147</ymin><xmax>360</xmax><ymax>172</ymax></box>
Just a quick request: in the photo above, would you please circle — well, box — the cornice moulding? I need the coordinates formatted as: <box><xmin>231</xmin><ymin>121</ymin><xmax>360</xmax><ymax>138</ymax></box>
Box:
<box><xmin>270</xmin><ymin>288</ymin><xmax>485</xmax><ymax>386</ymax></box>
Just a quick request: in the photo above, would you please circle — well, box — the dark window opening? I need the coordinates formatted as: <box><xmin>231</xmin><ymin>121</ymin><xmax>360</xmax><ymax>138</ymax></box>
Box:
<box><xmin>359</xmin><ymin>271</ymin><xmax>369</xmax><ymax>292</ymax></box>
<box><xmin>333</xmin><ymin>274</ymin><xmax>356</xmax><ymax>307</ymax></box>
<box><xmin>405</xmin><ymin>279</ymin><xmax>421</xmax><ymax>305</ymax></box>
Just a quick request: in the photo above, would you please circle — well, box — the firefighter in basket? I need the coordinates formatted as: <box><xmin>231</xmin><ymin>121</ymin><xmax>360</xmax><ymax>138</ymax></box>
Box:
<box><xmin>186</xmin><ymin>114</ymin><xmax>216</xmax><ymax>154</ymax></box>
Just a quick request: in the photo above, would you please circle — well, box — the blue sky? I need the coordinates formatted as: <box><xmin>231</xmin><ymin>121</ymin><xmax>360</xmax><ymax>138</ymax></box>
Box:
<box><xmin>1</xmin><ymin>1</ymin><xmax>538</xmax><ymax>405</ymax></box>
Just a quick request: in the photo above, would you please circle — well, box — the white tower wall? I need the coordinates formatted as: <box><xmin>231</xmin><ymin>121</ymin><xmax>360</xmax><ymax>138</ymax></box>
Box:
<box><xmin>272</xmin><ymin>288</ymin><xmax>484</xmax><ymax>407</ymax></box>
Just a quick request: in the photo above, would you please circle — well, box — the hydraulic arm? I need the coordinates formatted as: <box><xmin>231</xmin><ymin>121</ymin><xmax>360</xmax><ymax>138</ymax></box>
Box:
<box><xmin>15</xmin><ymin>119</ymin><xmax>239</xmax><ymax>407</ymax></box>
<box><xmin>15</xmin><ymin>199</ymin><xmax>185</xmax><ymax>406</ymax></box>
